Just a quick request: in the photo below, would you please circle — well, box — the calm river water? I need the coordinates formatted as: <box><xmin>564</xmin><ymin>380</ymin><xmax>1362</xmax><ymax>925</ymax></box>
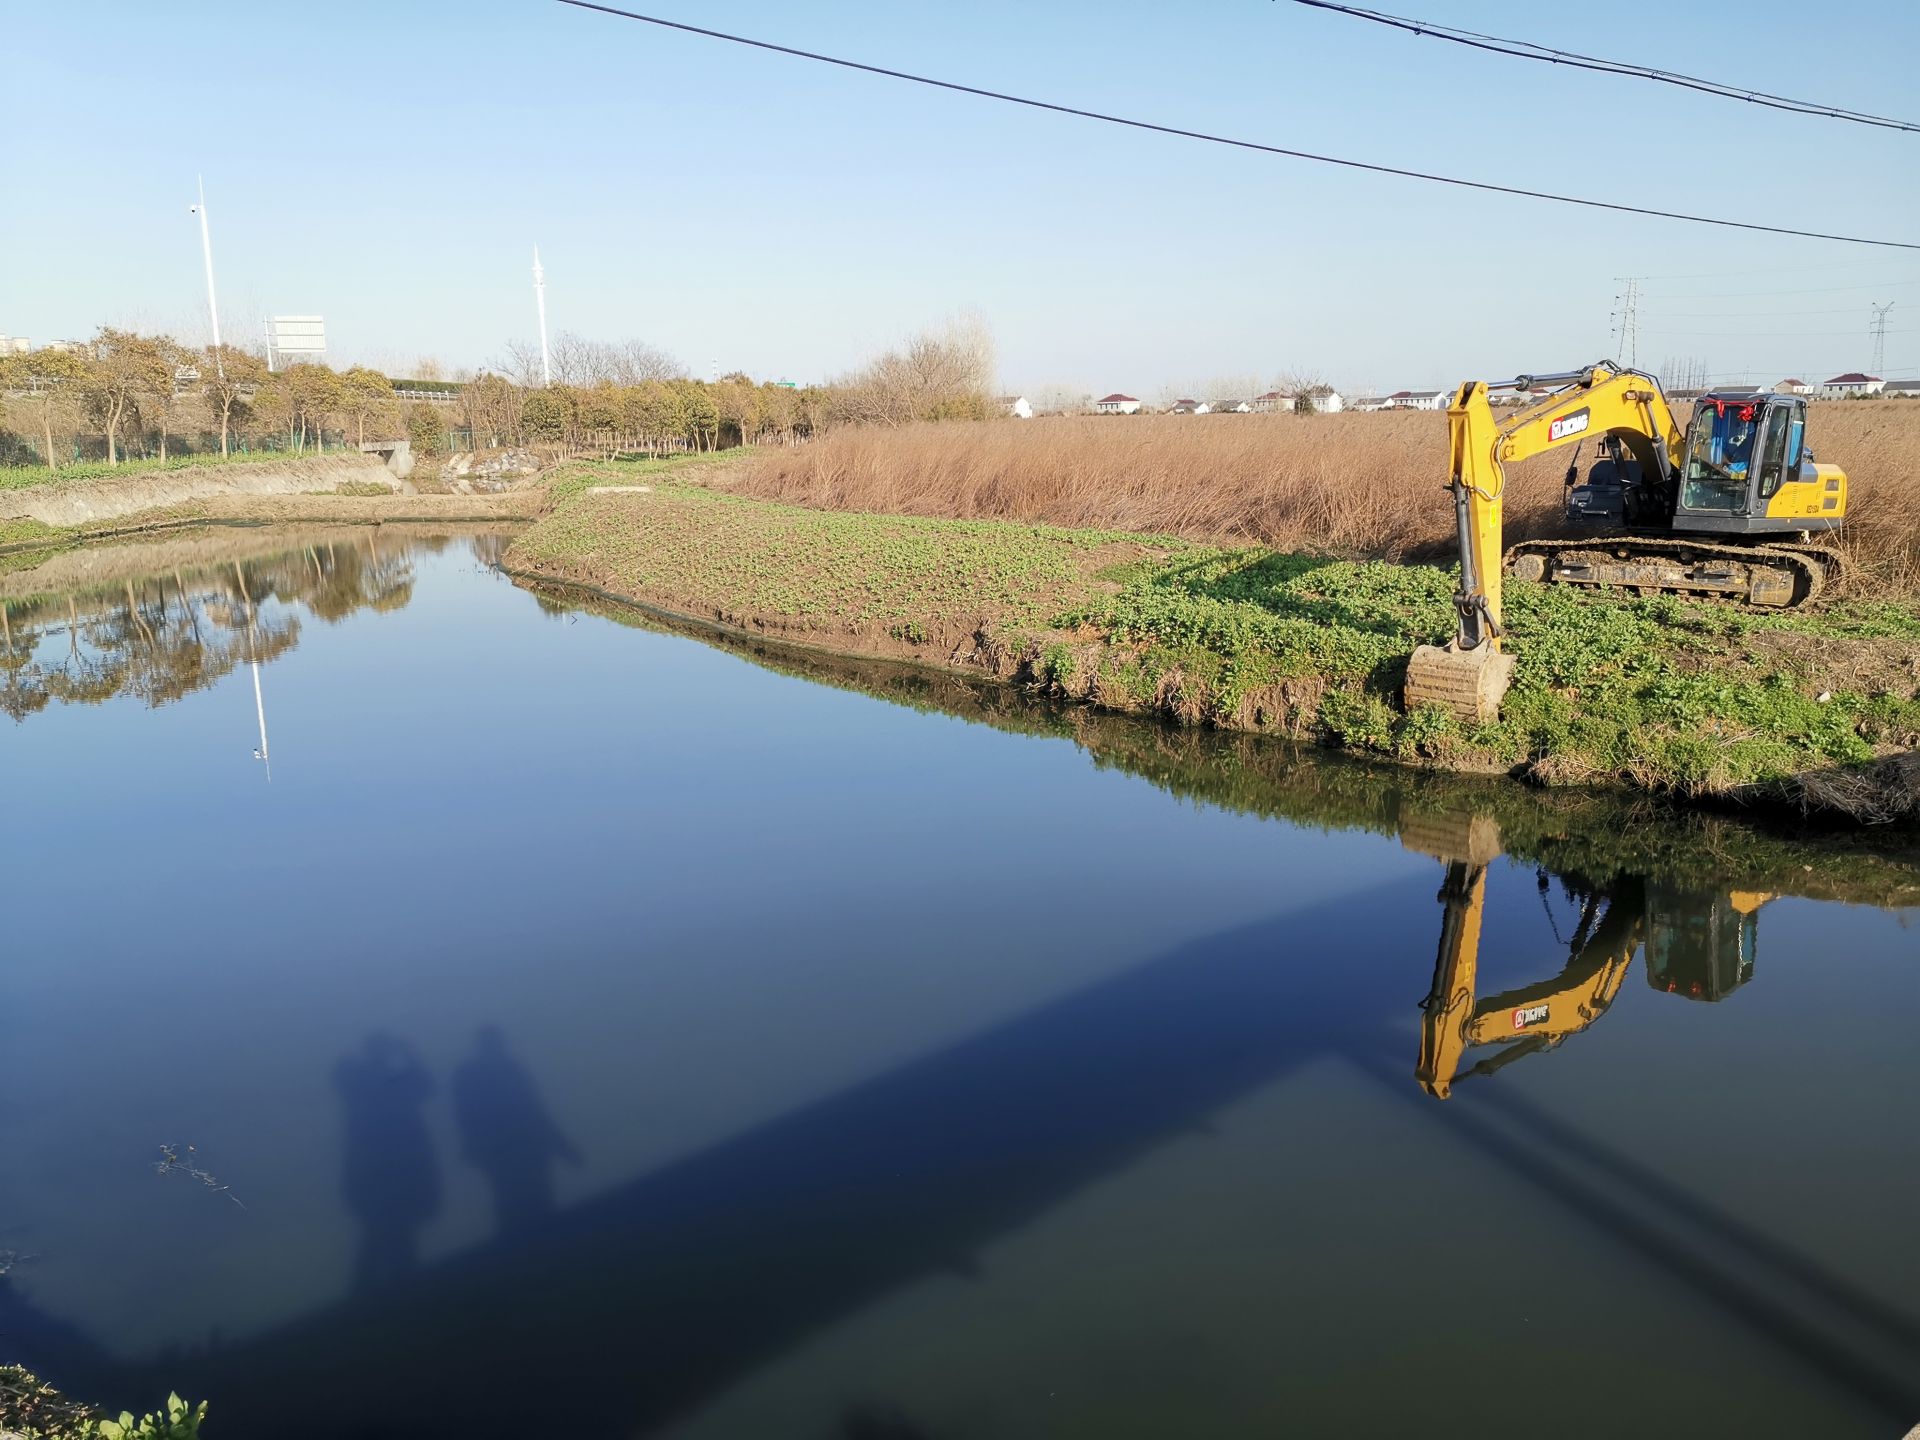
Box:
<box><xmin>2</xmin><ymin>527</ymin><xmax>1915</xmax><ymax>1439</ymax></box>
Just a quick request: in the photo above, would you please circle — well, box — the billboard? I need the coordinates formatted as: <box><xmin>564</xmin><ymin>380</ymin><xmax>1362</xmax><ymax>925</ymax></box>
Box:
<box><xmin>266</xmin><ymin>315</ymin><xmax>326</xmax><ymax>371</ymax></box>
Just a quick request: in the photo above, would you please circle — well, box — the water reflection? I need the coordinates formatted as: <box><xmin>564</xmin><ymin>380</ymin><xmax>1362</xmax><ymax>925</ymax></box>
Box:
<box><xmin>0</xmin><ymin>527</ymin><xmax>474</xmax><ymax>725</ymax></box>
<box><xmin>334</xmin><ymin>1034</ymin><xmax>441</xmax><ymax>1291</ymax></box>
<box><xmin>1404</xmin><ymin>810</ymin><xmax>1782</xmax><ymax>1098</ymax></box>
<box><xmin>452</xmin><ymin>1026</ymin><xmax>583</xmax><ymax>1237</ymax></box>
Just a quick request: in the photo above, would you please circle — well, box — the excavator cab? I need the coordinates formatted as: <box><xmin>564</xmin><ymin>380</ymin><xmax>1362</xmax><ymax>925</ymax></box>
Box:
<box><xmin>1672</xmin><ymin>390</ymin><xmax>1846</xmax><ymax>548</ymax></box>
<box><xmin>1644</xmin><ymin>885</ymin><xmax>1760</xmax><ymax>1002</ymax></box>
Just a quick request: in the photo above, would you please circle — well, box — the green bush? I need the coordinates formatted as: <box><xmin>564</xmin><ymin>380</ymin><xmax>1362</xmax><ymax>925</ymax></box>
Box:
<box><xmin>404</xmin><ymin>404</ymin><xmax>447</xmax><ymax>457</ymax></box>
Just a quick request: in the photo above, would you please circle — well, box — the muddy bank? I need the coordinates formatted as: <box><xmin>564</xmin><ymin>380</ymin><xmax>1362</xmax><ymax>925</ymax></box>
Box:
<box><xmin>0</xmin><ymin>454</ymin><xmax>403</xmax><ymax>527</ymax></box>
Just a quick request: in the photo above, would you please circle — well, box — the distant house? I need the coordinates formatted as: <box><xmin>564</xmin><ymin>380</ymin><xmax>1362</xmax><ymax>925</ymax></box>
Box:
<box><xmin>1169</xmin><ymin>398</ymin><xmax>1210</xmax><ymax>415</ymax></box>
<box><xmin>999</xmin><ymin>395</ymin><xmax>1033</xmax><ymax>419</ymax></box>
<box><xmin>1775</xmin><ymin>378</ymin><xmax>1812</xmax><ymax>395</ymax></box>
<box><xmin>1211</xmin><ymin>399</ymin><xmax>1252</xmax><ymax>414</ymax></box>
<box><xmin>1817</xmin><ymin>372</ymin><xmax>1884</xmax><ymax>398</ymax></box>
<box><xmin>1095</xmin><ymin>392</ymin><xmax>1141</xmax><ymax>415</ymax></box>
<box><xmin>1883</xmin><ymin>378</ymin><xmax>1920</xmax><ymax>397</ymax></box>
<box><xmin>1252</xmin><ymin>388</ymin><xmax>1343</xmax><ymax>415</ymax></box>
<box><xmin>1375</xmin><ymin>389</ymin><xmax>1447</xmax><ymax>411</ymax></box>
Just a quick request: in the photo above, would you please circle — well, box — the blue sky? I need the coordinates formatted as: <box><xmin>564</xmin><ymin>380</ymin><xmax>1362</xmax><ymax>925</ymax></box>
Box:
<box><xmin>2</xmin><ymin>1</ymin><xmax>1915</xmax><ymax>394</ymax></box>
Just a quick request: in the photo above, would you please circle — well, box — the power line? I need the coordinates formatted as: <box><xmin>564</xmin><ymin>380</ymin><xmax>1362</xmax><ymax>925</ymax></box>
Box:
<box><xmin>1655</xmin><ymin>305</ymin><xmax>1915</xmax><ymax>318</ymax></box>
<box><xmin>1644</xmin><ymin>278</ymin><xmax>1920</xmax><ymax>300</ymax></box>
<box><xmin>1631</xmin><ymin>259</ymin><xmax>1920</xmax><ymax>281</ymax></box>
<box><xmin>1284</xmin><ymin>0</ymin><xmax>1920</xmax><ymax>134</ymax></box>
<box><xmin>553</xmin><ymin>1</ymin><xmax>1920</xmax><ymax>251</ymax></box>
<box><xmin>1643</xmin><ymin>327</ymin><xmax>1914</xmax><ymax>338</ymax></box>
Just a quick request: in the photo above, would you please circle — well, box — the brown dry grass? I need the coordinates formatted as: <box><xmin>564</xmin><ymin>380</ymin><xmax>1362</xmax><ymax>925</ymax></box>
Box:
<box><xmin>740</xmin><ymin>400</ymin><xmax>1920</xmax><ymax>592</ymax></box>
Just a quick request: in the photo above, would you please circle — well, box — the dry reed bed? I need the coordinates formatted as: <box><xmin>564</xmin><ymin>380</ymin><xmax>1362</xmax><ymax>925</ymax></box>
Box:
<box><xmin>742</xmin><ymin>402</ymin><xmax>1920</xmax><ymax>593</ymax></box>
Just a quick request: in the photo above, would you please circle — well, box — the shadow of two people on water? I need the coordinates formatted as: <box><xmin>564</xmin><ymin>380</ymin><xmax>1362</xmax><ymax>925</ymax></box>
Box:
<box><xmin>332</xmin><ymin>1025</ymin><xmax>582</xmax><ymax>1292</ymax></box>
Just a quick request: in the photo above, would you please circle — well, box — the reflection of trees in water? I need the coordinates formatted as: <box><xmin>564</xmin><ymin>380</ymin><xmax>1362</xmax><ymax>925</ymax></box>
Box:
<box><xmin>0</xmin><ymin>533</ymin><xmax>483</xmax><ymax>723</ymax></box>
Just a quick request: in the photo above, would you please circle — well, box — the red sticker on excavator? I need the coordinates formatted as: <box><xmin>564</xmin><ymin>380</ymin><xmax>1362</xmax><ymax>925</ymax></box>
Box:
<box><xmin>1512</xmin><ymin>1003</ymin><xmax>1551</xmax><ymax>1030</ymax></box>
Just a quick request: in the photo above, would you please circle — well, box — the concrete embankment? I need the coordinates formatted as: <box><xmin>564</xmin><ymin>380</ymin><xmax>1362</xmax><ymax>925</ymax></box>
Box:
<box><xmin>0</xmin><ymin>454</ymin><xmax>403</xmax><ymax>527</ymax></box>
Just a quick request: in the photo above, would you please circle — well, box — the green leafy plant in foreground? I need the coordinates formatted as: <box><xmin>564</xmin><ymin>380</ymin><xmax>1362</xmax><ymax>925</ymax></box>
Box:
<box><xmin>0</xmin><ymin>1368</ymin><xmax>205</xmax><ymax>1440</ymax></box>
<box><xmin>98</xmin><ymin>1394</ymin><xmax>206</xmax><ymax>1440</ymax></box>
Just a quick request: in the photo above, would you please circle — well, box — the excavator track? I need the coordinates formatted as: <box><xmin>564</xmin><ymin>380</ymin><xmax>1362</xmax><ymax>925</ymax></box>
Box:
<box><xmin>1504</xmin><ymin>536</ymin><xmax>1839</xmax><ymax>608</ymax></box>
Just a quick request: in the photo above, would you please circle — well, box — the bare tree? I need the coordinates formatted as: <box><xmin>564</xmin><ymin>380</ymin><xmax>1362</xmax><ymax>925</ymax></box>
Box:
<box><xmin>1029</xmin><ymin>384</ymin><xmax>1091</xmax><ymax>416</ymax></box>
<box><xmin>1273</xmin><ymin>369</ymin><xmax>1331</xmax><ymax>414</ymax></box>
<box><xmin>496</xmin><ymin>332</ymin><xmax>682</xmax><ymax>389</ymax></box>
<box><xmin>830</xmin><ymin>318</ymin><xmax>996</xmax><ymax>427</ymax></box>
<box><xmin>1203</xmin><ymin>374</ymin><xmax>1263</xmax><ymax>407</ymax></box>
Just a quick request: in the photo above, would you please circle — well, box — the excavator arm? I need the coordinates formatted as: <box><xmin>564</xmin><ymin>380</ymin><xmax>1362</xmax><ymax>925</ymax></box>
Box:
<box><xmin>1406</xmin><ymin>363</ymin><xmax>1683</xmax><ymax>725</ymax></box>
<box><xmin>1416</xmin><ymin>870</ymin><xmax>1646</xmax><ymax>1100</ymax></box>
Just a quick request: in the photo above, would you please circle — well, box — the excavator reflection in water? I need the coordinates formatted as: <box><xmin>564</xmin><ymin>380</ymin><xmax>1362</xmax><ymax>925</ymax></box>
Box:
<box><xmin>1406</xmin><ymin>813</ymin><xmax>1766</xmax><ymax>1099</ymax></box>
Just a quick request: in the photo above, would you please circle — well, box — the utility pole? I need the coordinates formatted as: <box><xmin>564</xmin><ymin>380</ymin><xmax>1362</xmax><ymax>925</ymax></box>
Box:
<box><xmin>532</xmin><ymin>246</ymin><xmax>552</xmax><ymax>387</ymax></box>
<box><xmin>1870</xmin><ymin>301</ymin><xmax>1895</xmax><ymax>375</ymax></box>
<box><xmin>189</xmin><ymin>176</ymin><xmax>225</xmax><ymax>379</ymax></box>
<box><xmin>1610</xmin><ymin>277</ymin><xmax>1640</xmax><ymax>368</ymax></box>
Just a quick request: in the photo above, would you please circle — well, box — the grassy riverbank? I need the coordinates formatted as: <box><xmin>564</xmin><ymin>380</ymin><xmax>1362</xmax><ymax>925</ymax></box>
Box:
<box><xmin>508</xmin><ymin>461</ymin><xmax>1920</xmax><ymax>820</ymax></box>
<box><xmin>0</xmin><ymin>448</ymin><xmax>329</xmax><ymax>493</ymax></box>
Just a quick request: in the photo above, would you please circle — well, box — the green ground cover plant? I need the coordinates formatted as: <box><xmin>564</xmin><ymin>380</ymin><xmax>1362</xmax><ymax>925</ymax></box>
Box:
<box><xmin>1061</xmin><ymin>549</ymin><xmax>1920</xmax><ymax>797</ymax></box>
<box><xmin>480</xmin><ymin>461</ymin><xmax>1920</xmax><ymax>818</ymax></box>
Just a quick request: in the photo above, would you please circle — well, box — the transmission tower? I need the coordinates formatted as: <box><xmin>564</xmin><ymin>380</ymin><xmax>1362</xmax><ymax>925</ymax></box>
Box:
<box><xmin>1870</xmin><ymin>301</ymin><xmax>1895</xmax><ymax>375</ymax></box>
<box><xmin>1610</xmin><ymin>277</ymin><xmax>1641</xmax><ymax>367</ymax></box>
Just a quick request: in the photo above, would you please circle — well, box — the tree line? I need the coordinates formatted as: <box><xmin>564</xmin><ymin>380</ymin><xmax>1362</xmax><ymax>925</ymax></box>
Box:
<box><xmin>0</xmin><ymin>320</ymin><xmax>1001</xmax><ymax>472</ymax></box>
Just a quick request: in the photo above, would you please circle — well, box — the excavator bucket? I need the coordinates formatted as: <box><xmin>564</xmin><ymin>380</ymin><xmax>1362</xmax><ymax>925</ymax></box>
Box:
<box><xmin>1404</xmin><ymin>641</ymin><xmax>1515</xmax><ymax>727</ymax></box>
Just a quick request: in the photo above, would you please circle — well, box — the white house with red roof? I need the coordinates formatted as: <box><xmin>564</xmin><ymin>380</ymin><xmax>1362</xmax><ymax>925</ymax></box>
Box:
<box><xmin>1816</xmin><ymin>372</ymin><xmax>1884</xmax><ymax>398</ymax></box>
<box><xmin>1095</xmin><ymin>392</ymin><xmax>1141</xmax><ymax>415</ymax></box>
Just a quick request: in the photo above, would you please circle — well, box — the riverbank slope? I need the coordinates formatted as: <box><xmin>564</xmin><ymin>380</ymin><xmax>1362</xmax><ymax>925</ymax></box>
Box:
<box><xmin>505</xmin><ymin>460</ymin><xmax>1920</xmax><ymax>821</ymax></box>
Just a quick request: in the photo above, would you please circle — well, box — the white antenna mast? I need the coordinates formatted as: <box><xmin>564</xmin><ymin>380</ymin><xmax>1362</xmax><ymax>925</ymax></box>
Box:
<box><xmin>189</xmin><ymin>176</ymin><xmax>225</xmax><ymax>379</ymax></box>
<box><xmin>532</xmin><ymin>246</ymin><xmax>552</xmax><ymax>387</ymax></box>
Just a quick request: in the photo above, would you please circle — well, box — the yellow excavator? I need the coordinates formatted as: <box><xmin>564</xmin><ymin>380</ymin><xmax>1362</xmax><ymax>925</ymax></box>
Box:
<box><xmin>1410</xmin><ymin>829</ymin><xmax>1765</xmax><ymax>1100</ymax></box>
<box><xmin>1405</xmin><ymin>362</ymin><xmax>1849</xmax><ymax>723</ymax></box>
